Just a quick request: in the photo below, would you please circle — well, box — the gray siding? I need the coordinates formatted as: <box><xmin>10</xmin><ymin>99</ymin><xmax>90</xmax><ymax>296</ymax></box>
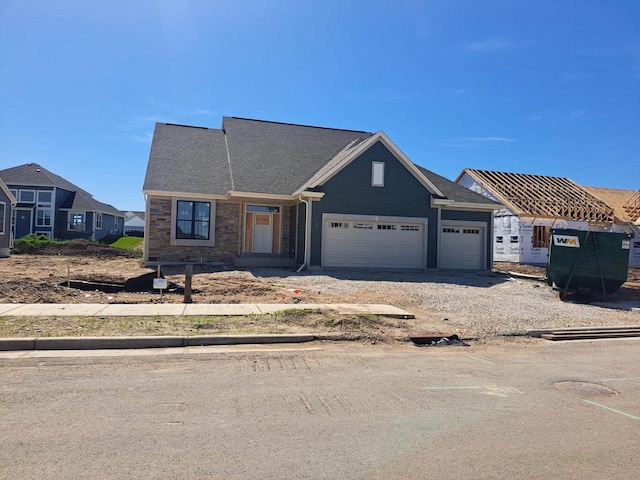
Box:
<box><xmin>0</xmin><ymin>189</ymin><xmax>11</xmax><ymax>255</ymax></box>
<box><xmin>310</xmin><ymin>141</ymin><xmax>439</xmax><ymax>267</ymax></box>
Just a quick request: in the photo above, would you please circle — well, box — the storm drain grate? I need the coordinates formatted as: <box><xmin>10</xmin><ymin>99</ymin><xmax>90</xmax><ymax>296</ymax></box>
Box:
<box><xmin>554</xmin><ymin>381</ymin><xmax>619</xmax><ymax>398</ymax></box>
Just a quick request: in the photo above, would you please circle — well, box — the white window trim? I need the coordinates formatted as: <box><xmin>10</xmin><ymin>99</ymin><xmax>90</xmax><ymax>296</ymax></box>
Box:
<box><xmin>170</xmin><ymin>197</ymin><xmax>216</xmax><ymax>247</ymax></box>
<box><xmin>0</xmin><ymin>201</ymin><xmax>5</xmax><ymax>235</ymax></box>
<box><xmin>37</xmin><ymin>190</ymin><xmax>53</xmax><ymax>204</ymax></box>
<box><xmin>96</xmin><ymin>212</ymin><xmax>103</xmax><ymax>230</ymax></box>
<box><xmin>36</xmin><ymin>206</ymin><xmax>52</xmax><ymax>227</ymax></box>
<box><xmin>371</xmin><ymin>161</ymin><xmax>385</xmax><ymax>187</ymax></box>
<box><xmin>19</xmin><ymin>189</ymin><xmax>36</xmax><ymax>203</ymax></box>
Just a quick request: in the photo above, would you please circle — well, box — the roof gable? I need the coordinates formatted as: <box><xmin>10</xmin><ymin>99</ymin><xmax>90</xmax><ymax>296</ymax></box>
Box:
<box><xmin>461</xmin><ymin>169</ymin><xmax>615</xmax><ymax>222</ymax></box>
<box><xmin>0</xmin><ymin>178</ymin><xmax>17</xmax><ymax>204</ymax></box>
<box><xmin>299</xmin><ymin>131</ymin><xmax>445</xmax><ymax>197</ymax></box>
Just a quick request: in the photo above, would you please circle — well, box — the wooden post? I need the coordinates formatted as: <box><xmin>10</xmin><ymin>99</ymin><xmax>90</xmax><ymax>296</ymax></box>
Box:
<box><xmin>157</xmin><ymin>264</ymin><xmax>161</xmax><ymax>278</ymax></box>
<box><xmin>184</xmin><ymin>264</ymin><xmax>193</xmax><ymax>303</ymax></box>
<box><xmin>67</xmin><ymin>265</ymin><xmax>70</xmax><ymax>288</ymax></box>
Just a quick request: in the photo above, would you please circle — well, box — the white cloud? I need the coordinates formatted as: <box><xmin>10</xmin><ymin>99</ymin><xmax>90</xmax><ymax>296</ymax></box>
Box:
<box><xmin>440</xmin><ymin>136</ymin><xmax>516</xmax><ymax>148</ymax></box>
<box><xmin>464</xmin><ymin>38</ymin><xmax>520</xmax><ymax>52</ymax></box>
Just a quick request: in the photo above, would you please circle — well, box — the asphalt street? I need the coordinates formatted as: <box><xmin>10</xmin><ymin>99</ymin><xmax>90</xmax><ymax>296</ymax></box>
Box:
<box><xmin>1</xmin><ymin>338</ymin><xmax>639</xmax><ymax>479</ymax></box>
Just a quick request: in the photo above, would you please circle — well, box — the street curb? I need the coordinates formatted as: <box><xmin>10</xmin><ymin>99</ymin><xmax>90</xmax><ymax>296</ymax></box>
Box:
<box><xmin>0</xmin><ymin>334</ymin><xmax>317</xmax><ymax>351</ymax></box>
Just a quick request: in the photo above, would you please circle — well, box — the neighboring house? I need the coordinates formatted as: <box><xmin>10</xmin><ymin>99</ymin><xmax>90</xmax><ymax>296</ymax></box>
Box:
<box><xmin>456</xmin><ymin>169</ymin><xmax>638</xmax><ymax>266</ymax></box>
<box><xmin>0</xmin><ymin>178</ymin><xmax>17</xmax><ymax>257</ymax></box>
<box><xmin>583</xmin><ymin>186</ymin><xmax>640</xmax><ymax>267</ymax></box>
<box><xmin>123</xmin><ymin>210</ymin><xmax>145</xmax><ymax>236</ymax></box>
<box><xmin>0</xmin><ymin>163</ymin><xmax>125</xmax><ymax>241</ymax></box>
<box><xmin>143</xmin><ymin>117</ymin><xmax>500</xmax><ymax>270</ymax></box>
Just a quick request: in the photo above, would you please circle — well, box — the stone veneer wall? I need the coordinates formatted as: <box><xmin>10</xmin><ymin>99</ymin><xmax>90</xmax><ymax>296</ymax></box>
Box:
<box><xmin>146</xmin><ymin>196</ymin><xmax>292</xmax><ymax>263</ymax></box>
<box><xmin>146</xmin><ymin>196</ymin><xmax>241</xmax><ymax>263</ymax></box>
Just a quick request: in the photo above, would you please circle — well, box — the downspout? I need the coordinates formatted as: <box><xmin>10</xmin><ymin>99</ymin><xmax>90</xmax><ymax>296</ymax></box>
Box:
<box><xmin>296</xmin><ymin>195</ymin><xmax>311</xmax><ymax>272</ymax></box>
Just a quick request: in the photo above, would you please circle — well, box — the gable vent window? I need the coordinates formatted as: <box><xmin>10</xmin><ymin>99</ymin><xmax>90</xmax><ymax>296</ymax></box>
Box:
<box><xmin>377</xmin><ymin>224</ymin><xmax>396</xmax><ymax>230</ymax></box>
<box><xmin>371</xmin><ymin>162</ymin><xmax>385</xmax><ymax>187</ymax></box>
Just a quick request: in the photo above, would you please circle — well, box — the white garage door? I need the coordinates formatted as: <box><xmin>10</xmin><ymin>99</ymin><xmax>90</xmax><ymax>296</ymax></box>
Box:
<box><xmin>440</xmin><ymin>226</ymin><xmax>485</xmax><ymax>269</ymax></box>
<box><xmin>323</xmin><ymin>219</ymin><xmax>424</xmax><ymax>268</ymax></box>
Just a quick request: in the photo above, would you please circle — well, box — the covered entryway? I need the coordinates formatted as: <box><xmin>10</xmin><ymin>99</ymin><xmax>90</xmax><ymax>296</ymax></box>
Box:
<box><xmin>322</xmin><ymin>215</ymin><xmax>426</xmax><ymax>268</ymax></box>
<box><xmin>440</xmin><ymin>225</ymin><xmax>485</xmax><ymax>269</ymax></box>
<box><xmin>244</xmin><ymin>205</ymin><xmax>280</xmax><ymax>254</ymax></box>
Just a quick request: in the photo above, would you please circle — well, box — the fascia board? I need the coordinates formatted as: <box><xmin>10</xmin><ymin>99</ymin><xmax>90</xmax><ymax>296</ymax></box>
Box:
<box><xmin>142</xmin><ymin>189</ymin><xmax>227</xmax><ymax>200</ymax></box>
<box><xmin>301</xmin><ymin>131</ymin><xmax>445</xmax><ymax>197</ymax></box>
<box><xmin>431</xmin><ymin>197</ymin><xmax>503</xmax><ymax>210</ymax></box>
<box><xmin>0</xmin><ymin>181</ymin><xmax>17</xmax><ymax>205</ymax></box>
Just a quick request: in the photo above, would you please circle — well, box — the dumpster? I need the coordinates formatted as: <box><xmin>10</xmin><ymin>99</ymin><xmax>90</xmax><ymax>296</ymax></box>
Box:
<box><xmin>546</xmin><ymin>228</ymin><xmax>632</xmax><ymax>296</ymax></box>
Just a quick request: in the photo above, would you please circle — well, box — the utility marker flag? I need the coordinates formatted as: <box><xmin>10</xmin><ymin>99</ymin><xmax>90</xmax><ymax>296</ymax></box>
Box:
<box><xmin>553</xmin><ymin>235</ymin><xmax>580</xmax><ymax>248</ymax></box>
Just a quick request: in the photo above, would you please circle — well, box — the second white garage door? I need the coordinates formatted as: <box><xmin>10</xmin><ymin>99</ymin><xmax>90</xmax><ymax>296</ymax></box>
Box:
<box><xmin>440</xmin><ymin>226</ymin><xmax>485</xmax><ymax>269</ymax></box>
<box><xmin>323</xmin><ymin>218</ymin><xmax>425</xmax><ymax>268</ymax></box>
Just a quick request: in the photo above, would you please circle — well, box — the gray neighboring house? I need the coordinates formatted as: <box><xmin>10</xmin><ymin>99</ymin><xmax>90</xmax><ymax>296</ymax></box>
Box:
<box><xmin>0</xmin><ymin>163</ymin><xmax>125</xmax><ymax>241</ymax></box>
<box><xmin>143</xmin><ymin>117</ymin><xmax>501</xmax><ymax>270</ymax></box>
<box><xmin>0</xmin><ymin>178</ymin><xmax>17</xmax><ymax>257</ymax></box>
<box><xmin>123</xmin><ymin>210</ymin><xmax>145</xmax><ymax>236</ymax></box>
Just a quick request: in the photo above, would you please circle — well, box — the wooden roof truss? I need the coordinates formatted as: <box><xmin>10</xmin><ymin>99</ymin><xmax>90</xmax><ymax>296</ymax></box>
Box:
<box><xmin>466</xmin><ymin>169</ymin><xmax>615</xmax><ymax>222</ymax></box>
<box><xmin>622</xmin><ymin>190</ymin><xmax>640</xmax><ymax>222</ymax></box>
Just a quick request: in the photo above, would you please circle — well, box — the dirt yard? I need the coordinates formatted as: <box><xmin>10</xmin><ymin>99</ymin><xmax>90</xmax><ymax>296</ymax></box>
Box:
<box><xmin>0</xmin><ymin>242</ymin><xmax>638</xmax><ymax>341</ymax></box>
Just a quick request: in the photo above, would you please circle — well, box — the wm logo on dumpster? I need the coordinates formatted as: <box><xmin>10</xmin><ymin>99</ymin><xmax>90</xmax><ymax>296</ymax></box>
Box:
<box><xmin>553</xmin><ymin>235</ymin><xmax>580</xmax><ymax>248</ymax></box>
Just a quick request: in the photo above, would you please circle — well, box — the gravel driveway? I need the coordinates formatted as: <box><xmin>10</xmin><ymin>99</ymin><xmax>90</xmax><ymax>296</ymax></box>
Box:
<box><xmin>253</xmin><ymin>268</ymin><xmax>639</xmax><ymax>338</ymax></box>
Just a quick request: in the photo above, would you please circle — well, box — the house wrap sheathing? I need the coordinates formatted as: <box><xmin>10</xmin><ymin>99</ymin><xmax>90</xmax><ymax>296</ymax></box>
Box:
<box><xmin>456</xmin><ymin>169</ymin><xmax>639</xmax><ymax>266</ymax></box>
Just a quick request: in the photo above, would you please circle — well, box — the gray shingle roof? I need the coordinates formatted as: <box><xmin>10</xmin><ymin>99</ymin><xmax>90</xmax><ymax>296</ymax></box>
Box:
<box><xmin>0</xmin><ymin>163</ymin><xmax>123</xmax><ymax>217</ymax></box>
<box><xmin>143</xmin><ymin>123</ymin><xmax>232</xmax><ymax>195</ymax></box>
<box><xmin>416</xmin><ymin>166</ymin><xmax>502</xmax><ymax>205</ymax></box>
<box><xmin>223</xmin><ymin>117</ymin><xmax>373</xmax><ymax>195</ymax></box>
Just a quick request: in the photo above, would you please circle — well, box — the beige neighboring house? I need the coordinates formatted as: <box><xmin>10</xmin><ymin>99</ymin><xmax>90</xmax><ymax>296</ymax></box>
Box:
<box><xmin>456</xmin><ymin>169</ymin><xmax>638</xmax><ymax>266</ymax></box>
<box><xmin>584</xmin><ymin>186</ymin><xmax>640</xmax><ymax>266</ymax></box>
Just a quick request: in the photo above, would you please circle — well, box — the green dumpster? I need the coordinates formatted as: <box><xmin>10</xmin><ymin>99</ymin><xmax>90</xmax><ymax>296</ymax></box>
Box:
<box><xmin>546</xmin><ymin>228</ymin><xmax>632</xmax><ymax>296</ymax></box>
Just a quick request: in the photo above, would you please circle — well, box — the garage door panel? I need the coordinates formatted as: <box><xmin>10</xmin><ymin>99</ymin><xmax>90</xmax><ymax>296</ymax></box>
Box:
<box><xmin>323</xmin><ymin>219</ymin><xmax>424</xmax><ymax>268</ymax></box>
<box><xmin>441</xmin><ymin>226</ymin><xmax>484</xmax><ymax>269</ymax></box>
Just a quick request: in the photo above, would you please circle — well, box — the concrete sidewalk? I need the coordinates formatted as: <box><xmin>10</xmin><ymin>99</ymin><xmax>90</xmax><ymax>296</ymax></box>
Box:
<box><xmin>0</xmin><ymin>303</ymin><xmax>413</xmax><ymax>318</ymax></box>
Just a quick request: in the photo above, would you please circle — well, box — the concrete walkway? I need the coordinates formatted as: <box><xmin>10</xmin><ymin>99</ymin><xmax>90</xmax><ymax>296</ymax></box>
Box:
<box><xmin>0</xmin><ymin>303</ymin><xmax>413</xmax><ymax>318</ymax></box>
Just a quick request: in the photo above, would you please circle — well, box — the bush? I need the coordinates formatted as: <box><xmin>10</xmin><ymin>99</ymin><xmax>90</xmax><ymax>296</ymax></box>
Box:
<box><xmin>12</xmin><ymin>234</ymin><xmax>65</xmax><ymax>254</ymax></box>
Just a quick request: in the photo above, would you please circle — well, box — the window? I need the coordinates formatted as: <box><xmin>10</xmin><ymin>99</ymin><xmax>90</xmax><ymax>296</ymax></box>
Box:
<box><xmin>401</xmin><ymin>225</ymin><xmax>420</xmax><ymax>231</ymax></box>
<box><xmin>247</xmin><ymin>205</ymin><xmax>279</xmax><ymax>213</ymax></box>
<box><xmin>372</xmin><ymin>162</ymin><xmax>385</xmax><ymax>187</ymax></box>
<box><xmin>37</xmin><ymin>191</ymin><xmax>52</xmax><ymax>203</ymax></box>
<box><xmin>443</xmin><ymin>227</ymin><xmax>460</xmax><ymax>233</ymax></box>
<box><xmin>18</xmin><ymin>190</ymin><xmax>35</xmax><ymax>203</ymax></box>
<box><xmin>0</xmin><ymin>202</ymin><xmax>5</xmax><ymax>235</ymax></box>
<box><xmin>463</xmin><ymin>228</ymin><xmax>480</xmax><ymax>234</ymax></box>
<box><xmin>36</xmin><ymin>208</ymin><xmax>52</xmax><ymax>227</ymax></box>
<box><xmin>330</xmin><ymin>222</ymin><xmax>348</xmax><ymax>228</ymax></box>
<box><xmin>176</xmin><ymin>201</ymin><xmax>210</xmax><ymax>240</ymax></box>
<box><xmin>510</xmin><ymin>235</ymin><xmax>519</xmax><ymax>243</ymax></box>
<box><xmin>377</xmin><ymin>224</ymin><xmax>396</xmax><ymax>230</ymax></box>
<box><xmin>496</xmin><ymin>236</ymin><xmax>504</xmax><ymax>243</ymax></box>
<box><xmin>532</xmin><ymin>226</ymin><xmax>550</xmax><ymax>248</ymax></box>
<box><xmin>96</xmin><ymin>213</ymin><xmax>103</xmax><ymax>229</ymax></box>
<box><xmin>68</xmin><ymin>212</ymin><xmax>85</xmax><ymax>231</ymax></box>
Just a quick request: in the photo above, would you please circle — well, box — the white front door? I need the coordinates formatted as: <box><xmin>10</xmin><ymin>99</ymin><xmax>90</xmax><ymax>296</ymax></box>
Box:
<box><xmin>253</xmin><ymin>214</ymin><xmax>273</xmax><ymax>253</ymax></box>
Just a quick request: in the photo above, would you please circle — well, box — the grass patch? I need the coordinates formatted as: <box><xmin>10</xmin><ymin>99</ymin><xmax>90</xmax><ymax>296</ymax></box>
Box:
<box><xmin>109</xmin><ymin>237</ymin><xmax>143</xmax><ymax>250</ymax></box>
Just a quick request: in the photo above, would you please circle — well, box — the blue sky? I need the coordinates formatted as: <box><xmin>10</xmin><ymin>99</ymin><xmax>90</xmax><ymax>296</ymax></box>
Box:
<box><xmin>1</xmin><ymin>0</ymin><xmax>638</xmax><ymax>211</ymax></box>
